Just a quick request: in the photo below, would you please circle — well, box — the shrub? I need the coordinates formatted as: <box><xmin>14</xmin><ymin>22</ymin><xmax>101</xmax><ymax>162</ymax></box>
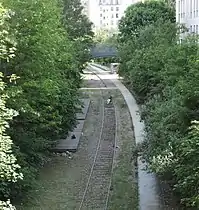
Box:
<box><xmin>1</xmin><ymin>0</ymin><xmax>92</xmax><ymax>202</ymax></box>
<box><xmin>118</xmin><ymin>0</ymin><xmax>199</xmax><ymax>207</ymax></box>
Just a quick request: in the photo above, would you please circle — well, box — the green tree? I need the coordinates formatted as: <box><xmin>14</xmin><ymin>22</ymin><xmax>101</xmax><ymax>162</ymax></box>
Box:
<box><xmin>1</xmin><ymin>0</ymin><xmax>82</xmax><ymax>200</ymax></box>
<box><xmin>118</xmin><ymin>0</ymin><xmax>175</xmax><ymax>41</ymax></box>
<box><xmin>63</xmin><ymin>0</ymin><xmax>93</xmax><ymax>39</ymax></box>
<box><xmin>0</xmin><ymin>4</ymin><xmax>22</xmax><ymax>209</ymax></box>
<box><xmin>94</xmin><ymin>28</ymin><xmax>118</xmax><ymax>44</ymax></box>
<box><xmin>63</xmin><ymin>0</ymin><xmax>94</xmax><ymax>70</ymax></box>
<box><xmin>118</xmin><ymin>20</ymin><xmax>177</xmax><ymax>101</ymax></box>
<box><xmin>117</xmin><ymin>0</ymin><xmax>199</xmax><ymax>208</ymax></box>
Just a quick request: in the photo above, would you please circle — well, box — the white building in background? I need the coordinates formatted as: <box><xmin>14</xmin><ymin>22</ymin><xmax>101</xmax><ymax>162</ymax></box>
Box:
<box><xmin>176</xmin><ymin>0</ymin><xmax>199</xmax><ymax>35</ymax></box>
<box><xmin>82</xmin><ymin>0</ymin><xmax>142</xmax><ymax>33</ymax></box>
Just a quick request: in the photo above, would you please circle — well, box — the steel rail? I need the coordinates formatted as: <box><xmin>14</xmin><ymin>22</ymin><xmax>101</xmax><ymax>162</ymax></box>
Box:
<box><xmin>79</xmin><ymin>66</ymin><xmax>117</xmax><ymax>210</ymax></box>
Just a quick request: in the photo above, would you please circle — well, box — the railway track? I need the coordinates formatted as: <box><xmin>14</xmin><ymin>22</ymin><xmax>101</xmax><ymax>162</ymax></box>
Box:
<box><xmin>79</xmin><ymin>67</ymin><xmax>117</xmax><ymax>210</ymax></box>
<box><xmin>85</xmin><ymin>65</ymin><xmax>116</xmax><ymax>88</ymax></box>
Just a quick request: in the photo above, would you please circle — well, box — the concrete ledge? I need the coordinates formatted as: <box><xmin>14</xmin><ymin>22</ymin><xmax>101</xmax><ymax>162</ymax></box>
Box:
<box><xmin>53</xmin><ymin>99</ymin><xmax>90</xmax><ymax>153</ymax></box>
<box><xmin>76</xmin><ymin>99</ymin><xmax>90</xmax><ymax>120</ymax></box>
<box><xmin>53</xmin><ymin>131</ymin><xmax>82</xmax><ymax>153</ymax></box>
<box><xmin>74</xmin><ymin>120</ymin><xmax>85</xmax><ymax>132</ymax></box>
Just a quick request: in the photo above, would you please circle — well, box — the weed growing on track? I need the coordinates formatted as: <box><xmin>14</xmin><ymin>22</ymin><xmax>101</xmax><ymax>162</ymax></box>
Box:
<box><xmin>107</xmin><ymin>91</ymin><xmax>138</xmax><ymax>210</ymax></box>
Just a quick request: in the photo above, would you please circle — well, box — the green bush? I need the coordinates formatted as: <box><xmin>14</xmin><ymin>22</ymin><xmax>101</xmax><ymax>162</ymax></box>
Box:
<box><xmin>0</xmin><ymin>4</ymin><xmax>22</xmax><ymax>209</ymax></box>
<box><xmin>1</xmin><ymin>0</ymin><xmax>92</xmax><ymax>203</ymax></box>
<box><xmin>118</xmin><ymin>0</ymin><xmax>199</xmax><ymax>208</ymax></box>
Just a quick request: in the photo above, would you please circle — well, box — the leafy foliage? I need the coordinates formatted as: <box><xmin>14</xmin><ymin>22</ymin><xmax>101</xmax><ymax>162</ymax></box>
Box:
<box><xmin>118</xmin><ymin>0</ymin><xmax>175</xmax><ymax>41</ymax></box>
<box><xmin>0</xmin><ymin>4</ymin><xmax>22</xmax><ymax>209</ymax></box>
<box><xmin>63</xmin><ymin>0</ymin><xmax>93</xmax><ymax>39</ymax></box>
<box><xmin>63</xmin><ymin>0</ymin><xmax>94</xmax><ymax>71</ymax></box>
<box><xmin>0</xmin><ymin>0</ymin><xmax>93</xmax><ymax>204</ymax></box>
<box><xmin>94</xmin><ymin>28</ymin><xmax>118</xmax><ymax>45</ymax></box>
<box><xmin>118</xmin><ymin>0</ymin><xmax>199</xmax><ymax>208</ymax></box>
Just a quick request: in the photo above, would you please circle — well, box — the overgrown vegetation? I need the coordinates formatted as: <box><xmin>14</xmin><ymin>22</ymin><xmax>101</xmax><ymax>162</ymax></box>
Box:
<box><xmin>0</xmin><ymin>4</ymin><xmax>22</xmax><ymax>209</ymax></box>
<box><xmin>118</xmin><ymin>0</ymin><xmax>199</xmax><ymax>208</ymax></box>
<box><xmin>0</xmin><ymin>0</ymin><xmax>93</xmax><ymax>208</ymax></box>
<box><xmin>108</xmin><ymin>92</ymin><xmax>138</xmax><ymax>210</ymax></box>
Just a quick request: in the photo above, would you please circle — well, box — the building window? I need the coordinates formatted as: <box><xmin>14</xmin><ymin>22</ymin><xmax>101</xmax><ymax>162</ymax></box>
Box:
<box><xmin>111</xmin><ymin>7</ymin><xmax>113</xmax><ymax>11</ymax></box>
<box><xmin>103</xmin><ymin>16</ymin><xmax>105</xmax><ymax>19</ymax></box>
<box><xmin>111</xmin><ymin>20</ymin><xmax>114</xmax><ymax>25</ymax></box>
<box><xmin>116</xmin><ymin>13</ymin><xmax>118</xmax><ymax>18</ymax></box>
<box><xmin>190</xmin><ymin>25</ymin><xmax>192</xmax><ymax>33</ymax></box>
<box><xmin>100</xmin><ymin>7</ymin><xmax>102</xmax><ymax>11</ymax></box>
<box><xmin>100</xmin><ymin>20</ymin><xmax>103</xmax><ymax>25</ymax></box>
<box><xmin>196</xmin><ymin>25</ymin><xmax>198</xmax><ymax>34</ymax></box>
<box><xmin>103</xmin><ymin>9</ymin><xmax>105</xmax><ymax>12</ymax></box>
<box><xmin>111</xmin><ymin>14</ymin><xmax>114</xmax><ymax>18</ymax></box>
<box><xmin>116</xmin><ymin>7</ymin><xmax>119</xmax><ymax>11</ymax></box>
<box><xmin>100</xmin><ymin>13</ymin><xmax>102</xmax><ymax>17</ymax></box>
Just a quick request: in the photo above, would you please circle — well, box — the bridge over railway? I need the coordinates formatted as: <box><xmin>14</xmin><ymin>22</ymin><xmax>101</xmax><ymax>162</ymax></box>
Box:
<box><xmin>90</xmin><ymin>44</ymin><xmax>118</xmax><ymax>58</ymax></box>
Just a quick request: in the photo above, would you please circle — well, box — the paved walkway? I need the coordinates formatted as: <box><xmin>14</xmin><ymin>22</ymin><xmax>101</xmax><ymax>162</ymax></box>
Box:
<box><xmin>89</xmin><ymin>64</ymin><xmax>163</xmax><ymax>210</ymax></box>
